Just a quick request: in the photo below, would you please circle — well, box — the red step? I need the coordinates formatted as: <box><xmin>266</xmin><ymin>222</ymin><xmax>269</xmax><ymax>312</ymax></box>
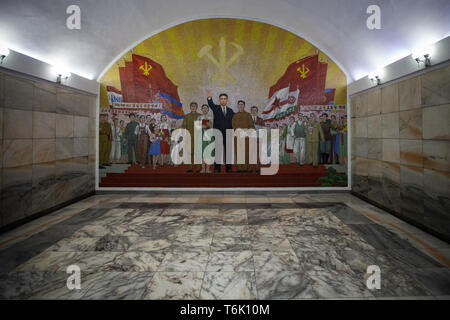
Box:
<box><xmin>99</xmin><ymin>164</ymin><xmax>329</xmax><ymax>188</ymax></box>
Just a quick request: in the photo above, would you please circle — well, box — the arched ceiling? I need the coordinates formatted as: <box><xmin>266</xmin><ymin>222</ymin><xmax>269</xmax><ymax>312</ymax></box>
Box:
<box><xmin>0</xmin><ymin>0</ymin><xmax>448</xmax><ymax>82</ymax></box>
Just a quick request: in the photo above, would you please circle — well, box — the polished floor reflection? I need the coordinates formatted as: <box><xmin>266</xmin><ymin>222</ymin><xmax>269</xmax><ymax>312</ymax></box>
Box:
<box><xmin>0</xmin><ymin>192</ymin><xmax>449</xmax><ymax>300</ymax></box>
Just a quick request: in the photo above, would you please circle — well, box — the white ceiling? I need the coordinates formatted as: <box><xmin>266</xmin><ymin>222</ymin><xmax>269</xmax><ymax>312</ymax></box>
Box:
<box><xmin>0</xmin><ymin>0</ymin><xmax>448</xmax><ymax>82</ymax></box>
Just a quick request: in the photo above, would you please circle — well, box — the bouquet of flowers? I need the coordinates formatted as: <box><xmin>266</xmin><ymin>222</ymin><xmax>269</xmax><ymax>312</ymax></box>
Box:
<box><xmin>158</xmin><ymin>129</ymin><xmax>169</xmax><ymax>143</ymax></box>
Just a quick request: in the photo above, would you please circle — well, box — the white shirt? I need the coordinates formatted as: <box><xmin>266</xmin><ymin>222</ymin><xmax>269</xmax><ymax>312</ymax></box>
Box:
<box><xmin>288</xmin><ymin>123</ymin><xmax>296</xmax><ymax>136</ymax></box>
<box><xmin>160</xmin><ymin>122</ymin><xmax>170</xmax><ymax>130</ymax></box>
<box><xmin>111</xmin><ymin>124</ymin><xmax>122</xmax><ymax>141</ymax></box>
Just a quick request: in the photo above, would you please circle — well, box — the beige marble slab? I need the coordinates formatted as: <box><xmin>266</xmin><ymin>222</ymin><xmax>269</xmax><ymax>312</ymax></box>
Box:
<box><xmin>3</xmin><ymin>108</ymin><xmax>32</xmax><ymax>139</ymax></box>
<box><xmin>33</xmin><ymin>111</ymin><xmax>55</xmax><ymax>139</ymax></box>
<box><xmin>33</xmin><ymin>139</ymin><xmax>55</xmax><ymax>163</ymax></box>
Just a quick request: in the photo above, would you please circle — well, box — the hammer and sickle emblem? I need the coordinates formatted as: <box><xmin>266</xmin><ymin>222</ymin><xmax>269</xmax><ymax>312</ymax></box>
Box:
<box><xmin>297</xmin><ymin>64</ymin><xmax>310</xmax><ymax>79</ymax></box>
<box><xmin>139</xmin><ymin>61</ymin><xmax>152</xmax><ymax>76</ymax></box>
<box><xmin>197</xmin><ymin>37</ymin><xmax>244</xmax><ymax>86</ymax></box>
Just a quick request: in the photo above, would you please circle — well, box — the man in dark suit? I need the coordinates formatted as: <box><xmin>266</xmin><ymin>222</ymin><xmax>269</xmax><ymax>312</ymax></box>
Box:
<box><xmin>206</xmin><ymin>89</ymin><xmax>235</xmax><ymax>173</ymax></box>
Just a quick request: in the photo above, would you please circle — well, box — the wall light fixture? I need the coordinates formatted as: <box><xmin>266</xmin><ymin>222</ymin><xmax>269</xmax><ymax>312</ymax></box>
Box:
<box><xmin>51</xmin><ymin>64</ymin><xmax>71</xmax><ymax>83</ymax></box>
<box><xmin>0</xmin><ymin>45</ymin><xmax>10</xmax><ymax>64</ymax></box>
<box><xmin>368</xmin><ymin>69</ymin><xmax>382</xmax><ymax>85</ymax></box>
<box><xmin>412</xmin><ymin>45</ymin><xmax>434</xmax><ymax>68</ymax></box>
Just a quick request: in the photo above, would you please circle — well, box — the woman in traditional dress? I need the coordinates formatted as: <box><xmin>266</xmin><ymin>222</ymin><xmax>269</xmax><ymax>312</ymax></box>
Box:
<box><xmin>135</xmin><ymin>115</ymin><xmax>151</xmax><ymax>169</ymax></box>
<box><xmin>330</xmin><ymin>115</ymin><xmax>339</xmax><ymax>164</ymax></box>
<box><xmin>159</xmin><ymin>114</ymin><xmax>171</xmax><ymax>166</ymax></box>
<box><xmin>119</xmin><ymin>119</ymin><xmax>128</xmax><ymax>163</ymax></box>
<box><xmin>148</xmin><ymin>124</ymin><xmax>162</xmax><ymax>170</ymax></box>
<box><xmin>338</xmin><ymin>115</ymin><xmax>348</xmax><ymax>167</ymax></box>
<box><xmin>279</xmin><ymin>124</ymin><xmax>290</xmax><ymax>164</ymax></box>
<box><xmin>198</xmin><ymin>104</ymin><xmax>214</xmax><ymax>173</ymax></box>
<box><xmin>286</xmin><ymin>116</ymin><xmax>296</xmax><ymax>163</ymax></box>
<box><xmin>110</xmin><ymin>118</ymin><xmax>122</xmax><ymax>164</ymax></box>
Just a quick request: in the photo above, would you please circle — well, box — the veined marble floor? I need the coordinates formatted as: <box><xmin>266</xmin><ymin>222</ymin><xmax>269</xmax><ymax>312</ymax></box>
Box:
<box><xmin>0</xmin><ymin>192</ymin><xmax>449</xmax><ymax>300</ymax></box>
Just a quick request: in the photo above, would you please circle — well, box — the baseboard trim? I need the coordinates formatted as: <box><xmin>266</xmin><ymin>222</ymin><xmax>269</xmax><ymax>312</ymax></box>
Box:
<box><xmin>94</xmin><ymin>190</ymin><xmax>351</xmax><ymax>195</ymax></box>
<box><xmin>351</xmin><ymin>191</ymin><xmax>450</xmax><ymax>245</ymax></box>
<box><xmin>0</xmin><ymin>192</ymin><xmax>95</xmax><ymax>235</ymax></box>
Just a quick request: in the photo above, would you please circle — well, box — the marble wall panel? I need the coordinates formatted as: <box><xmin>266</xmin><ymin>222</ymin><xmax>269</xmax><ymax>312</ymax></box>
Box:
<box><xmin>74</xmin><ymin>116</ymin><xmax>89</xmax><ymax>138</ymax></box>
<box><xmin>350</xmin><ymin>96</ymin><xmax>356</xmax><ymax>118</ymax></box>
<box><xmin>355</xmin><ymin>93</ymin><xmax>368</xmax><ymax>117</ymax></box>
<box><xmin>31</xmin><ymin>162</ymin><xmax>56</xmax><ymax>214</ymax></box>
<box><xmin>355</xmin><ymin>157</ymin><xmax>368</xmax><ymax>177</ymax></box>
<box><xmin>400</xmin><ymin>165</ymin><xmax>424</xmax><ymax>224</ymax></box>
<box><xmin>0</xmin><ymin>73</ymin><xmax>4</xmax><ymax>107</ymax></box>
<box><xmin>3</xmin><ymin>108</ymin><xmax>32</xmax><ymax>139</ymax></box>
<box><xmin>33</xmin><ymin>82</ymin><xmax>57</xmax><ymax>113</ymax></box>
<box><xmin>72</xmin><ymin>156</ymin><xmax>89</xmax><ymax>177</ymax></box>
<box><xmin>0</xmin><ymin>168</ymin><xmax>2</xmax><ymax>227</ymax></box>
<box><xmin>33</xmin><ymin>139</ymin><xmax>55</xmax><ymax>164</ymax></box>
<box><xmin>422</xmin><ymin>104</ymin><xmax>450</xmax><ymax>140</ymax></box>
<box><xmin>88</xmin><ymin>117</ymin><xmax>96</xmax><ymax>138</ymax></box>
<box><xmin>89</xmin><ymin>138</ymin><xmax>96</xmax><ymax>157</ymax></box>
<box><xmin>368</xmin><ymin>159</ymin><xmax>383</xmax><ymax>204</ymax></box>
<box><xmin>56</xmin><ymin>114</ymin><xmax>74</xmax><ymax>138</ymax></box>
<box><xmin>0</xmin><ymin>108</ymin><xmax>3</xmax><ymax>139</ymax></box>
<box><xmin>53</xmin><ymin>179</ymin><xmax>77</xmax><ymax>207</ymax></box>
<box><xmin>421</xmin><ymin>64</ymin><xmax>450</xmax><ymax>107</ymax></box>
<box><xmin>382</xmin><ymin>112</ymin><xmax>399</xmax><ymax>139</ymax></box>
<box><xmin>381</xmin><ymin>83</ymin><xmax>399</xmax><ymax>114</ymax></box>
<box><xmin>73</xmin><ymin>138</ymin><xmax>89</xmax><ymax>157</ymax></box>
<box><xmin>367</xmin><ymin>88</ymin><xmax>381</xmax><ymax>115</ymax></box>
<box><xmin>382</xmin><ymin>139</ymin><xmax>400</xmax><ymax>163</ymax></box>
<box><xmin>0</xmin><ymin>71</ymin><xmax>96</xmax><ymax>229</ymax></box>
<box><xmin>55</xmin><ymin>138</ymin><xmax>73</xmax><ymax>160</ymax></box>
<box><xmin>353</xmin><ymin>175</ymin><xmax>369</xmax><ymax>198</ymax></box>
<box><xmin>367</xmin><ymin>115</ymin><xmax>382</xmax><ymax>138</ymax></box>
<box><xmin>55</xmin><ymin>158</ymin><xmax>75</xmax><ymax>183</ymax></box>
<box><xmin>3</xmin><ymin>139</ymin><xmax>33</xmax><ymax>168</ymax></box>
<box><xmin>399</xmin><ymin>76</ymin><xmax>421</xmax><ymax>111</ymax></box>
<box><xmin>77</xmin><ymin>95</ymin><xmax>90</xmax><ymax>117</ymax></box>
<box><xmin>70</xmin><ymin>174</ymin><xmax>92</xmax><ymax>199</ymax></box>
<box><xmin>367</xmin><ymin>139</ymin><xmax>382</xmax><ymax>160</ymax></box>
<box><xmin>382</xmin><ymin>162</ymin><xmax>401</xmax><ymax>212</ymax></box>
<box><xmin>399</xmin><ymin>109</ymin><xmax>422</xmax><ymax>139</ymax></box>
<box><xmin>56</xmin><ymin>88</ymin><xmax>79</xmax><ymax>115</ymax></box>
<box><xmin>1</xmin><ymin>165</ymin><xmax>33</xmax><ymax>224</ymax></box>
<box><xmin>352</xmin><ymin>66</ymin><xmax>450</xmax><ymax>239</ymax></box>
<box><xmin>399</xmin><ymin>140</ymin><xmax>423</xmax><ymax>168</ymax></box>
<box><xmin>88</xmin><ymin>96</ymin><xmax>97</xmax><ymax>119</ymax></box>
<box><xmin>88</xmin><ymin>155</ymin><xmax>96</xmax><ymax>178</ymax></box>
<box><xmin>352</xmin><ymin>138</ymin><xmax>368</xmax><ymax>158</ymax></box>
<box><xmin>354</xmin><ymin>117</ymin><xmax>368</xmax><ymax>138</ymax></box>
<box><xmin>423</xmin><ymin>168</ymin><xmax>450</xmax><ymax>236</ymax></box>
<box><xmin>33</xmin><ymin>111</ymin><xmax>55</xmax><ymax>139</ymax></box>
<box><xmin>423</xmin><ymin>140</ymin><xmax>449</xmax><ymax>172</ymax></box>
<box><xmin>4</xmin><ymin>76</ymin><xmax>34</xmax><ymax>111</ymax></box>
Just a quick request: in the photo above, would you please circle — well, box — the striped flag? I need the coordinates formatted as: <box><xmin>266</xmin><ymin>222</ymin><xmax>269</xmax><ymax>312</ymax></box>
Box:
<box><xmin>262</xmin><ymin>86</ymin><xmax>299</xmax><ymax>121</ymax></box>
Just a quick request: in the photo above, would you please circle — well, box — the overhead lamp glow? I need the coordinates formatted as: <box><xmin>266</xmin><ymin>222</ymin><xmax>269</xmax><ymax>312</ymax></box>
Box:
<box><xmin>51</xmin><ymin>64</ymin><xmax>71</xmax><ymax>83</ymax></box>
<box><xmin>0</xmin><ymin>45</ymin><xmax>9</xmax><ymax>64</ymax></box>
<box><xmin>412</xmin><ymin>44</ymin><xmax>434</xmax><ymax>67</ymax></box>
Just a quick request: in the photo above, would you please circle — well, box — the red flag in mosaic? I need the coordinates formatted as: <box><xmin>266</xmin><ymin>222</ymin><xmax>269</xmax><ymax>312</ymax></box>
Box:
<box><xmin>132</xmin><ymin>54</ymin><xmax>180</xmax><ymax>103</ymax></box>
<box><xmin>119</xmin><ymin>62</ymin><xmax>136</xmax><ymax>102</ymax></box>
<box><xmin>268</xmin><ymin>55</ymin><xmax>328</xmax><ymax>106</ymax></box>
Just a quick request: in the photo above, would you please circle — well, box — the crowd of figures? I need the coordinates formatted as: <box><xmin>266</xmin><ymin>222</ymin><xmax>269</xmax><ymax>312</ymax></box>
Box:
<box><xmin>99</xmin><ymin>92</ymin><xmax>348</xmax><ymax>173</ymax></box>
<box><xmin>99</xmin><ymin>113</ymin><xmax>175</xmax><ymax>170</ymax></box>
<box><xmin>276</xmin><ymin>112</ymin><xmax>348</xmax><ymax>167</ymax></box>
